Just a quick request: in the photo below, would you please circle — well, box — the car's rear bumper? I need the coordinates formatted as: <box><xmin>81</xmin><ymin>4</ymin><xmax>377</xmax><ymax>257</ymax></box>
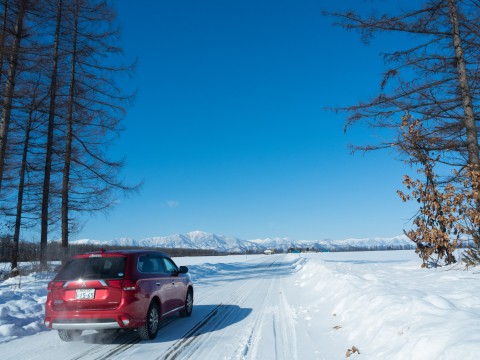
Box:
<box><xmin>45</xmin><ymin>311</ymin><xmax>145</xmax><ymax>330</ymax></box>
<box><xmin>45</xmin><ymin>297</ymin><xmax>146</xmax><ymax>330</ymax></box>
<box><xmin>52</xmin><ymin>321</ymin><xmax>120</xmax><ymax>330</ymax></box>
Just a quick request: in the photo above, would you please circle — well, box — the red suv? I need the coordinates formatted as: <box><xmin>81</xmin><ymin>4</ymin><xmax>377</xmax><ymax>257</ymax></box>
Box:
<box><xmin>44</xmin><ymin>250</ymin><xmax>193</xmax><ymax>341</ymax></box>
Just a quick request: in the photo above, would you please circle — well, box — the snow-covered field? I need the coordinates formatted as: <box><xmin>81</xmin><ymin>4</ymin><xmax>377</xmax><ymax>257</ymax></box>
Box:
<box><xmin>0</xmin><ymin>250</ymin><xmax>479</xmax><ymax>359</ymax></box>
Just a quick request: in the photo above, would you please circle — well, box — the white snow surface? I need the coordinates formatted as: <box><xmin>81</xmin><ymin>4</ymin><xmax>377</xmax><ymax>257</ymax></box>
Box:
<box><xmin>0</xmin><ymin>250</ymin><xmax>479</xmax><ymax>359</ymax></box>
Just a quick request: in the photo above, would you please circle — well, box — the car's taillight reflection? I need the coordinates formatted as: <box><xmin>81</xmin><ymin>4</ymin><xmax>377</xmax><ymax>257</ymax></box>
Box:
<box><xmin>107</xmin><ymin>279</ymin><xmax>136</xmax><ymax>291</ymax></box>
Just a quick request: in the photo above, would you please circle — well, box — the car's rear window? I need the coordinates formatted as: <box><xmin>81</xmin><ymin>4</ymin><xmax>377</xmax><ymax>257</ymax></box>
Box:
<box><xmin>55</xmin><ymin>256</ymin><xmax>126</xmax><ymax>280</ymax></box>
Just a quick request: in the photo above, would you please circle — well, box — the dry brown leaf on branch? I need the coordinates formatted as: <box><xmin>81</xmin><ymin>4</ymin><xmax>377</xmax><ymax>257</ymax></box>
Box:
<box><xmin>346</xmin><ymin>345</ymin><xmax>360</xmax><ymax>357</ymax></box>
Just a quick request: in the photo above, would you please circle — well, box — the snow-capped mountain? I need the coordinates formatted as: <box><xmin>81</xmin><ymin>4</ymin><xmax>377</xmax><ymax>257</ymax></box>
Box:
<box><xmin>247</xmin><ymin>235</ymin><xmax>413</xmax><ymax>252</ymax></box>
<box><xmin>71</xmin><ymin>231</ymin><xmax>414</xmax><ymax>253</ymax></box>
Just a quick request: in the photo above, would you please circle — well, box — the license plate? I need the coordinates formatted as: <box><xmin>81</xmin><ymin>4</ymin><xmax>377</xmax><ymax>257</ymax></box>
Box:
<box><xmin>76</xmin><ymin>289</ymin><xmax>95</xmax><ymax>300</ymax></box>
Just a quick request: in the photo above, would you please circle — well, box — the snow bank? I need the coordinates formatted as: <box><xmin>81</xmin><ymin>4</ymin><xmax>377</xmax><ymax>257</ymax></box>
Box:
<box><xmin>0</xmin><ymin>272</ymin><xmax>51</xmax><ymax>343</ymax></box>
<box><xmin>294</xmin><ymin>251</ymin><xmax>480</xmax><ymax>359</ymax></box>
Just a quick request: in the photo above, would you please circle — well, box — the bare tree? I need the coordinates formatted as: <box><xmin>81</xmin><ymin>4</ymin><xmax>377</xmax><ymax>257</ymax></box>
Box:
<box><xmin>57</xmin><ymin>0</ymin><xmax>138</xmax><ymax>262</ymax></box>
<box><xmin>448</xmin><ymin>0</ymin><xmax>480</xmax><ymax>204</ymax></box>
<box><xmin>11</xmin><ymin>78</ymin><xmax>44</xmax><ymax>274</ymax></box>
<box><xmin>326</xmin><ymin>0</ymin><xmax>480</xmax><ymax>261</ymax></box>
<box><xmin>0</xmin><ymin>0</ymin><xmax>137</xmax><ymax>272</ymax></box>
<box><xmin>0</xmin><ymin>0</ymin><xmax>10</xmax><ymax>87</ymax></box>
<box><xmin>0</xmin><ymin>0</ymin><xmax>51</xmax><ymax>273</ymax></box>
<box><xmin>60</xmin><ymin>0</ymin><xmax>77</xmax><ymax>261</ymax></box>
<box><xmin>0</xmin><ymin>0</ymin><xmax>27</xmax><ymax>192</ymax></box>
<box><xmin>39</xmin><ymin>0</ymin><xmax>63</xmax><ymax>268</ymax></box>
<box><xmin>326</xmin><ymin>1</ymin><xmax>480</xmax><ymax>168</ymax></box>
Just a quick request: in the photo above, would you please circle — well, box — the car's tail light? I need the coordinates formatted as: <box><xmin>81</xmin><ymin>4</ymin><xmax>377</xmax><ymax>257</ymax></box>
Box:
<box><xmin>108</xmin><ymin>279</ymin><xmax>136</xmax><ymax>291</ymax></box>
<box><xmin>47</xmin><ymin>281</ymin><xmax>65</xmax><ymax>293</ymax></box>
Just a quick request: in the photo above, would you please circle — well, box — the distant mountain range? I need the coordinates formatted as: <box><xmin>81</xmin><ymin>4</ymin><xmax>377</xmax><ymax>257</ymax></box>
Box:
<box><xmin>71</xmin><ymin>230</ymin><xmax>414</xmax><ymax>253</ymax></box>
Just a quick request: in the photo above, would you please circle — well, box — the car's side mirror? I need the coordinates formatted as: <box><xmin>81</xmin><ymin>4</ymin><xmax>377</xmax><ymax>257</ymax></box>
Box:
<box><xmin>178</xmin><ymin>266</ymin><xmax>189</xmax><ymax>274</ymax></box>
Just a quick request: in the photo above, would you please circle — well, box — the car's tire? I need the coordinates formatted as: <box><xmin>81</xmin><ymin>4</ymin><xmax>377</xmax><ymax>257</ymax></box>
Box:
<box><xmin>179</xmin><ymin>289</ymin><xmax>193</xmax><ymax>317</ymax></box>
<box><xmin>138</xmin><ymin>301</ymin><xmax>160</xmax><ymax>340</ymax></box>
<box><xmin>58</xmin><ymin>329</ymin><xmax>82</xmax><ymax>342</ymax></box>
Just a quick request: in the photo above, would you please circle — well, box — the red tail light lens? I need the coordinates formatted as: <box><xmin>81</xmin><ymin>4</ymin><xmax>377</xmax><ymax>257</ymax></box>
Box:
<box><xmin>47</xmin><ymin>281</ymin><xmax>65</xmax><ymax>293</ymax></box>
<box><xmin>108</xmin><ymin>279</ymin><xmax>136</xmax><ymax>291</ymax></box>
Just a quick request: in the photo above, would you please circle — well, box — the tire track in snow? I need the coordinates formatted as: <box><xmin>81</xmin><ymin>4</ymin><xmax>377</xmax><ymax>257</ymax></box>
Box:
<box><xmin>161</xmin><ymin>304</ymin><xmax>223</xmax><ymax>360</ymax></box>
<box><xmin>239</xmin><ymin>256</ymin><xmax>299</xmax><ymax>360</ymax></box>
<box><xmin>68</xmin><ymin>317</ymin><xmax>176</xmax><ymax>360</ymax></box>
<box><xmin>98</xmin><ymin>259</ymin><xmax>277</xmax><ymax>359</ymax></box>
<box><xmin>273</xmin><ymin>281</ymin><xmax>297</xmax><ymax>360</ymax></box>
<box><xmin>158</xmin><ymin>257</ymin><xmax>304</xmax><ymax>360</ymax></box>
<box><xmin>238</xmin><ymin>275</ymin><xmax>276</xmax><ymax>360</ymax></box>
<box><xmin>159</xmin><ymin>265</ymin><xmax>261</xmax><ymax>360</ymax></box>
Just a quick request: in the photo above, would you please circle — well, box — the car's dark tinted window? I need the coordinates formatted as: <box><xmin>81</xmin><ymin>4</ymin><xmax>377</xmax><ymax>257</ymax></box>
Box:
<box><xmin>138</xmin><ymin>256</ymin><xmax>164</xmax><ymax>273</ymax></box>
<box><xmin>55</xmin><ymin>256</ymin><xmax>126</xmax><ymax>280</ymax></box>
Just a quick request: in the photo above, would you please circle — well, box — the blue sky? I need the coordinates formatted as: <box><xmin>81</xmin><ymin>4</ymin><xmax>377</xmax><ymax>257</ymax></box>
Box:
<box><xmin>76</xmin><ymin>0</ymin><xmax>418</xmax><ymax>241</ymax></box>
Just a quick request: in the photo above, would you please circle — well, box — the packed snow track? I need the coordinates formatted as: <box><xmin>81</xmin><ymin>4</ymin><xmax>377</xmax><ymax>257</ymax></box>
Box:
<box><xmin>2</xmin><ymin>254</ymin><xmax>307</xmax><ymax>360</ymax></box>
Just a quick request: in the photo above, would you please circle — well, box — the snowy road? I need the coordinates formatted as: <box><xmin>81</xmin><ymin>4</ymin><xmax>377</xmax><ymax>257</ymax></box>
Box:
<box><xmin>4</xmin><ymin>251</ymin><xmax>479</xmax><ymax>359</ymax></box>
<box><xmin>1</xmin><ymin>254</ymin><xmax>315</xmax><ymax>360</ymax></box>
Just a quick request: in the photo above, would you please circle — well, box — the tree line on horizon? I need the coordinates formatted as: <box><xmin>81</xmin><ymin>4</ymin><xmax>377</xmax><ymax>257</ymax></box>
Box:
<box><xmin>0</xmin><ymin>0</ymin><xmax>136</xmax><ymax>276</ymax></box>
<box><xmin>327</xmin><ymin>0</ymin><xmax>480</xmax><ymax>267</ymax></box>
<box><xmin>0</xmin><ymin>239</ymin><xmax>221</xmax><ymax>273</ymax></box>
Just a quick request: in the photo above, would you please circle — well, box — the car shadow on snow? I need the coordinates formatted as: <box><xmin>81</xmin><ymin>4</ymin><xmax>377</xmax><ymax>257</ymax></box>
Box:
<box><xmin>80</xmin><ymin>304</ymin><xmax>252</xmax><ymax>345</ymax></box>
<box><xmin>155</xmin><ymin>304</ymin><xmax>252</xmax><ymax>343</ymax></box>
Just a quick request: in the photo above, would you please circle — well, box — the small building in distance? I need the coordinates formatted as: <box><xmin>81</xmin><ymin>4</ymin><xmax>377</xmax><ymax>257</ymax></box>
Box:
<box><xmin>264</xmin><ymin>249</ymin><xmax>274</xmax><ymax>255</ymax></box>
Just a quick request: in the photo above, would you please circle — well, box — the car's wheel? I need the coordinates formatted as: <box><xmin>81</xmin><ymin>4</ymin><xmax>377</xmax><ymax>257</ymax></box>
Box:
<box><xmin>58</xmin><ymin>329</ymin><xmax>82</xmax><ymax>342</ymax></box>
<box><xmin>179</xmin><ymin>289</ymin><xmax>193</xmax><ymax>317</ymax></box>
<box><xmin>138</xmin><ymin>301</ymin><xmax>160</xmax><ymax>340</ymax></box>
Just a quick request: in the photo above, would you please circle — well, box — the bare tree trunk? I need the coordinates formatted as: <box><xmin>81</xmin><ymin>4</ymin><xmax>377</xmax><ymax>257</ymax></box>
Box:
<box><xmin>11</xmin><ymin>89</ymin><xmax>37</xmax><ymax>275</ymax></box>
<box><xmin>40</xmin><ymin>0</ymin><xmax>63</xmax><ymax>268</ymax></box>
<box><xmin>448</xmin><ymin>0</ymin><xmax>480</xmax><ymax>172</ymax></box>
<box><xmin>448</xmin><ymin>0</ymin><xmax>480</xmax><ymax>249</ymax></box>
<box><xmin>0</xmin><ymin>0</ymin><xmax>26</xmax><ymax>192</ymax></box>
<box><xmin>61</xmin><ymin>0</ymin><xmax>78</xmax><ymax>263</ymax></box>
<box><xmin>0</xmin><ymin>0</ymin><xmax>9</xmax><ymax>87</ymax></box>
